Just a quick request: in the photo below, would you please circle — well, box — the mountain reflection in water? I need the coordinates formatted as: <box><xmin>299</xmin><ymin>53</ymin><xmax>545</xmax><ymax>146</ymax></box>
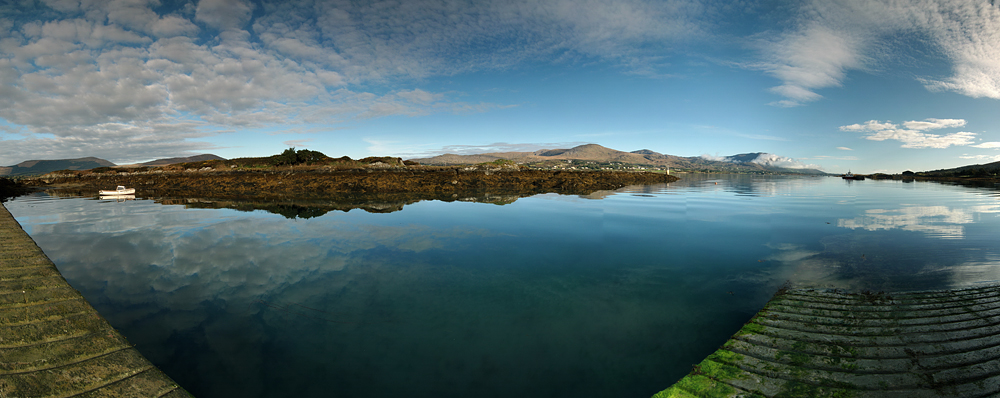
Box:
<box><xmin>8</xmin><ymin>174</ymin><xmax>1000</xmax><ymax>398</ymax></box>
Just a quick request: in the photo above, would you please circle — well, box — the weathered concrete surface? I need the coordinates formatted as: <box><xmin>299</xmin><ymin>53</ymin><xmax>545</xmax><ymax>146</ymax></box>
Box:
<box><xmin>0</xmin><ymin>202</ymin><xmax>192</xmax><ymax>397</ymax></box>
<box><xmin>656</xmin><ymin>286</ymin><xmax>1000</xmax><ymax>398</ymax></box>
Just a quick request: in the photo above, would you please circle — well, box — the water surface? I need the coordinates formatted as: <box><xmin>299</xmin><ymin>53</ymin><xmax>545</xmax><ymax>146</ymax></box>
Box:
<box><xmin>8</xmin><ymin>174</ymin><xmax>1000</xmax><ymax>397</ymax></box>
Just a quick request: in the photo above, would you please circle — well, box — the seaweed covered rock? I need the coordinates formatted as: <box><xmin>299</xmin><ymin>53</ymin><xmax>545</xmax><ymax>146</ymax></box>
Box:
<box><xmin>25</xmin><ymin>168</ymin><xmax>679</xmax><ymax>200</ymax></box>
<box><xmin>0</xmin><ymin>177</ymin><xmax>29</xmax><ymax>202</ymax></box>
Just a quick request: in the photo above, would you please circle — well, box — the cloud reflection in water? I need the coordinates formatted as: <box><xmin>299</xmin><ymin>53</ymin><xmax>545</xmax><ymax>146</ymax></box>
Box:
<box><xmin>837</xmin><ymin>204</ymin><xmax>1000</xmax><ymax>239</ymax></box>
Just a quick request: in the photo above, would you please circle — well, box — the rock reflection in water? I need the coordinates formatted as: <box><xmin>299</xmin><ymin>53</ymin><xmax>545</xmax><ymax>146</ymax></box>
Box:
<box><xmin>152</xmin><ymin>192</ymin><xmax>530</xmax><ymax>219</ymax></box>
<box><xmin>44</xmin><ymin>186</ymin><xmax>565</xmax><ymax>219</ymax></box>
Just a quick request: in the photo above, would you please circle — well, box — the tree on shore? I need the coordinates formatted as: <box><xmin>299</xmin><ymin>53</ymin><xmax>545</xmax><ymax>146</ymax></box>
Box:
<box><xmin>273</xmin><ymin>148</ymin><xmax>329</xmax><ymax>166</ymax></box>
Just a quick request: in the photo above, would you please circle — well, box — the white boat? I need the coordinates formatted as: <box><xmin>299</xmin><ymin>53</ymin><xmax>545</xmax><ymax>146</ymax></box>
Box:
<box><xmin>98</xmin><ymin>186</ymin><xmax>136</xmax><ymax>195</ymax></box>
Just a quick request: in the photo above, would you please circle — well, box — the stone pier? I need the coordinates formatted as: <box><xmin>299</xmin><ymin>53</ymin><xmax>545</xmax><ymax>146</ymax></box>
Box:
<box><xmin>657</xmin><ymin>285</ymin><xmax>1000</xmax><ymax>397</ymax></box>
<box><xmin>0</xmin><ymin>202</ymin><xmax>192</xmax><ymax>397</ymax></box>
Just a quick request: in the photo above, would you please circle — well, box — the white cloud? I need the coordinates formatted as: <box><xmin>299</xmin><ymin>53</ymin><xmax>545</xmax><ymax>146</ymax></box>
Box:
<box><xmin>254</xmin><ymin>0</ymin><xmax>703</xmax><ymax>83</ymax></box>
<box><xmin>958</xmin><ymin>154</ymin><xmax>1000</xmax><ymax>163</ymax></box>
<box><xmin>396</xmin><ymin>89</ymin><xmax>444</xmax><ymax>105</ymax></box>
<box><xmin>971</xmin><ymin>142</ymin><xmax>1000</xmax><ymax>149</ymax></box>
<box><xmin>702</xmin><ymin>153</ymin><xmax>821</xmax><ymax>170</ymax></box>
<box><xmin>758</xmin><ymin>22</ymin><xmax>867</xmax><ymax>106</ymax></box>
<box><xmin>195</xmin><ymin>0</ymin><xmax>254</xmax><ymax>31</ymax></box>
<box><xmin>747</xmin><ymin>153</ymin><xmax>821</xmax><ymax>170</ymax></box>
<box><xmin>0</xmin><ymin>0</ymin><xmax>707</xmax><ymax>164</ymax></box>
<box><xmin>149</xmin><ymin>16</ymin><xmax>199</xmax><ymax>38</ymax></box>
<box><xmin>282</xmin><ymin>138</ymin><xmax>313</xmax><ymax>148</ymax></box>
<box><xmin>839</xmin><ymin>118</ymin><xmax>977</xmax><ymax>149</ymax></box>
<box><xmin>836</xmin><ymin>147</ymin><xmax>852</xmax><ymax>151</ymax></box>
<box><xmin>760</xmin><ymin>0</ymin><xmax>1000</xmax><ymax>103</ymax></box>
<box><xmin>838</xmin><ymin>205</ymin><xmax>1000</xmax><ymax>239</ymax></box>
<box><xmin>959</xmin><ymin>154</ymin><xmax>1000</xmax><ymax>162</ymax></box>
<box><xmin>902</xmin><ymin>118</ymin><xmax>966</xmax><ymax>131</ymax></box>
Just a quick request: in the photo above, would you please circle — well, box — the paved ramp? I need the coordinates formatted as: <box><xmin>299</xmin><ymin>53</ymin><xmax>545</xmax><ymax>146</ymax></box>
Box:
<box><xmin>657</xmin><ymin>285</ymin><xmax>1000</xmax><ymax>397</ymax></box>
<box><xmin>0</xmin><ymin>203</ymin><xmax>191</xmax><ymax>397</ymax></box>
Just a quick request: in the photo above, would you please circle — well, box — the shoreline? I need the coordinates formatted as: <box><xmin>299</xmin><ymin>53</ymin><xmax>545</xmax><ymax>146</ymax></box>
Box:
<box><xmin>21</xmin><ymin>167</ymin><xmax>681</xmax><ymax>200</ymax></box>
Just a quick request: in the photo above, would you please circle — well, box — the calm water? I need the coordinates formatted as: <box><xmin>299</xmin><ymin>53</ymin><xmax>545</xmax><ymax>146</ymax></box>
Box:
<box><xmin>7</xmin><ymin>174</ymin><xmax>1000</xmax><ymax>398</ymax></box>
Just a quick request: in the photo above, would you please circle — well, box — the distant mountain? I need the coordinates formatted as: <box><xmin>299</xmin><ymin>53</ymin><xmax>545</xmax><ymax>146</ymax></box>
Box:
<box><xmin>139</xmin><ymin>154</ymin><xmax>225</xmax><ymax>166</ymax></box>
<box><xmin>0</xmin><ymin>157</ymin><xmax>115</xmax><ymax>177</ymax></box>
<box><xmin>409</xmin><ymin>144</ymin><xmax>828</xmax><ymax>175</ymax></box>
<box><xmin>412</xmin><ymin>144</ymin><xmax>684</xmax><ymax>166</ymax></box>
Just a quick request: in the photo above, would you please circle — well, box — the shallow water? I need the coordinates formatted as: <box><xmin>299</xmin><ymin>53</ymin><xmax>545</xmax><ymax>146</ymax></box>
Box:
<box><xmin>7</xmin><ymin>174</ymin><xmax>1000</xmax><ymax>398</ymax></box>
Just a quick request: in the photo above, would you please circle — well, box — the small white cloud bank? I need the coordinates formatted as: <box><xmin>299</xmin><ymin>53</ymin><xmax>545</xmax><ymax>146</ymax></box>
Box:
<box><xmin>839</xmin><ymin>118</ymin><xmax>976</xmax><ymax>149</ymax></box>
<box><xmin>701</xmin><ymin>152</ymin><xmax>821</xmax><ymax>170</ymax></box>
<box><xmin>959</xmin><ymin>154</ymin><xmax>1000</xmax><ymax>162</ymax></box>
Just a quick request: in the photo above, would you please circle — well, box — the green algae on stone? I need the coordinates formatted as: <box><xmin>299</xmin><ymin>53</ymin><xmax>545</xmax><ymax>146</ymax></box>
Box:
<box><xmin>652</xmin><ymin>349</ymin><xmax>754</xmax><ymax>398</ymax></box>
<box><xmin>653</xmin><ymin>285</ymin><xmax>1000</xmax><ymax>397</ymax></box>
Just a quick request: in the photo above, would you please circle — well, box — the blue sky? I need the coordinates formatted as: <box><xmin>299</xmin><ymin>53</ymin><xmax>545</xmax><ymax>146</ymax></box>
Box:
<box><xmin>2</xmin><ymin>0</ymin><xmax>1000</xmax><ymax>173</ymax></box>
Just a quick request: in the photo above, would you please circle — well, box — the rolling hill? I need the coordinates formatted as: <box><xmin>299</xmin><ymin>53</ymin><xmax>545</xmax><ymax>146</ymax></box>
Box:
<box><xmin>409</xmin><ymin>144</ymin><xmax>827</xmax><ymax>175</ymax></box>
<box><xmin>0</xmin><ymin>157</ymin><xmax>116</xmax><ymax>177</ymax></box>
<box><xmin>1</xmin><ymin>154</ymin><xmax>226</xmax><ymax>177</ymax></box>
<box><xmin>139</xmin><ymin>154</ymin><xmax>225</xmax><ymax>166</ymax></box>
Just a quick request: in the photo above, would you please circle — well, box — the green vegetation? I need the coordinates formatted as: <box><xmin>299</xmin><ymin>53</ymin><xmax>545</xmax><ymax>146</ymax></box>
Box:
<box><xmin>478</xmin><ymin>159</ymin><xmax>518</xmax><ymax>166</ymax></box>
<box><xmin>775</xmin><ymin>349</ymin><xmax>811</xmax><ymax>367</ymax></box>
<box><xmin>89</xmin><ymin>166</ymin><xmax>153</xmax><ymax>174</ymax></box>
<box><xmin>178</xmin><ymin>150</ymin><xmax>403</xmax><ymax>170</ymax></box>
<box><xmin>652</xmin><ymin>350</ymin><xmax>759</xmax><ymax>398</ymax></box>
<box><xmin>734</xmin><ymin>321</ymin><xmax>766</xmax><ymax>337</ymax></box>
<box><xmin>273</xmin><ymin>147</ymin><xmax>329</xmax><ymax>166</ymax></box>
<box><xmin>654</xmin><ymin>375</ymin><xmax>737</xmax><ymax>398</ymax></box>
<box><xmin>358</xmin><ymin>156</ymin><xmax>403</xmax><ymax>165</ymax></box>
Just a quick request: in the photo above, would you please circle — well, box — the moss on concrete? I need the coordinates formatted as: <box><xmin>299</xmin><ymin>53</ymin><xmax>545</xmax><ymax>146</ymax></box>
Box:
<box><xmin>655</xmin><ymin>285</ymin><xmax>1000</xmax><ymax>398</ymax></box>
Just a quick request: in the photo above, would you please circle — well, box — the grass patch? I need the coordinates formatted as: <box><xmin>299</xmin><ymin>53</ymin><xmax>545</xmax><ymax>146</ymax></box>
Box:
<box><xmin>735</xmin><ymin>321</ymin><xmax>766</xmax><ymax>337</ymax></box>
<box><xmin>654</xmin><ymin>374</ymin><xmax>735</xmax><ymax>398</ymax></box>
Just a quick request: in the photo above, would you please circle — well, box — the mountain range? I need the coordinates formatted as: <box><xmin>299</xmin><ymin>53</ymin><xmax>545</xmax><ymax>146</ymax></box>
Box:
<box><xmin>0</xmin><ymin>154</ymin><xmax>224</xmax><ymax>177</ymax></box>
<box><xmin>1</xmin><ymin>146</ymin><xmax>828</xmax><ymax>177</ymax></box>
<box><xmin>0</xmin><ymin>157</ymin><xmax>115</xmax><ymax>177</ymax></box>
<box><xmin>409</xmin><ymin>144</ymin><xmax>828</xmax><ymax>175</ymax></box>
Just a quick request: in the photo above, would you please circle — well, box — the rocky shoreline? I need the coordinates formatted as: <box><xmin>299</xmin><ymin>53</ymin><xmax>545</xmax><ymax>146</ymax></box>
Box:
<box><xmin>23</xmin><ymin>167</ymin><xmax>680</xmax><ymax>201</ymax></box>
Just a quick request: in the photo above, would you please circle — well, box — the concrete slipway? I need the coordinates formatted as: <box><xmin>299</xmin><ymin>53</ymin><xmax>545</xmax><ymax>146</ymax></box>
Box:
<box><xmin>657</xmin><ymin>285</ymin><xmax>1000</xmax><ymax>397</ymax></box>
<box><xmin>0</xmin><ymin>203</ymin><xmax>191</xmax><ymax>397</ymax></box>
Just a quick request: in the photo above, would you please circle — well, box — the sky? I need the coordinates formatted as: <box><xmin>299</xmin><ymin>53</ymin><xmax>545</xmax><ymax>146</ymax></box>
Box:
<box><xmin>2</xmin><ymin>0</ymin><xmax>1000</xmax><ymax>173</ymax></box>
